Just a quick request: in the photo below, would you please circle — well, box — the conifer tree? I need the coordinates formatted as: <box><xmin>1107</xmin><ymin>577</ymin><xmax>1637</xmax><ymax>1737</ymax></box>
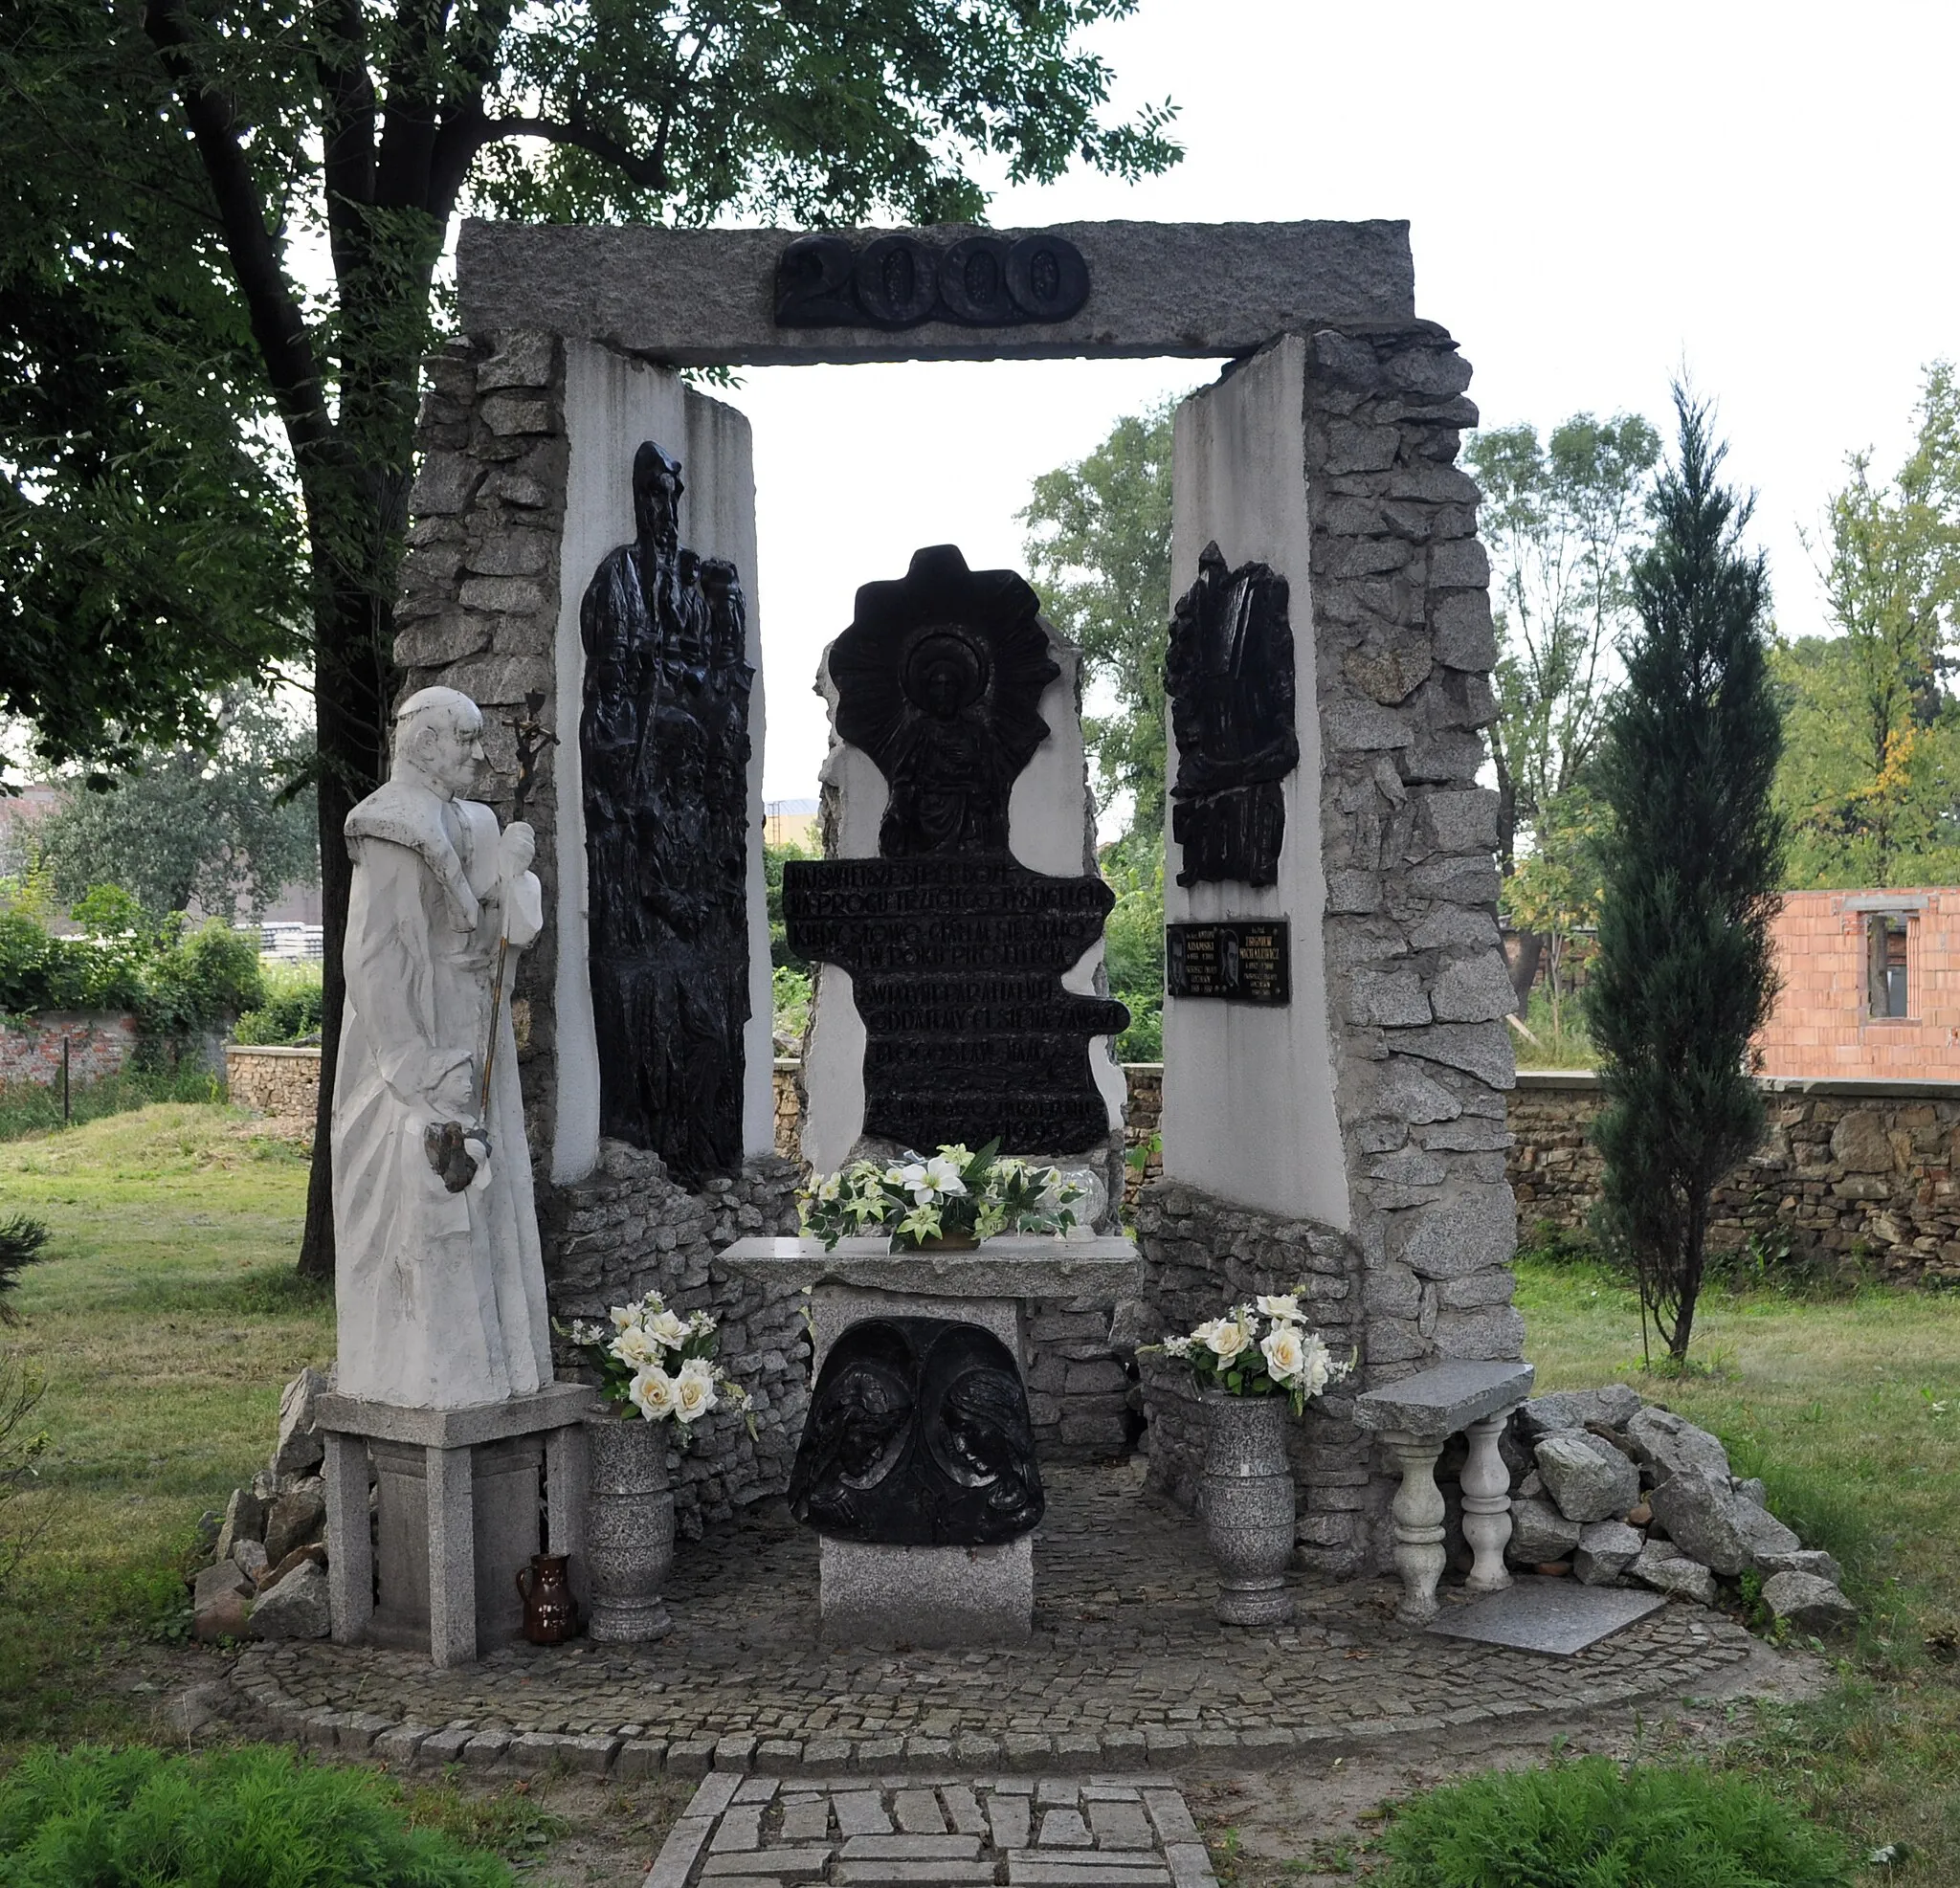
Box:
<box><xmin>1585</xmin><ymin>391</ymin><xmax>1784</xmax><ymax>1364</ymax></box>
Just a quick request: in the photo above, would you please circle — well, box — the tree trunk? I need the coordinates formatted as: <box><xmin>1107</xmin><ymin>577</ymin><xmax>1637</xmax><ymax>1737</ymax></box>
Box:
<box><xmin>295</xmin><ymin>559</ymin><xmax>398</xmax><ymax>1282</ymax></box>
<box><xmin>1508</xmin><ymin>929</ymin><xmax>1545</xmax><ymax>1011</ymax></box>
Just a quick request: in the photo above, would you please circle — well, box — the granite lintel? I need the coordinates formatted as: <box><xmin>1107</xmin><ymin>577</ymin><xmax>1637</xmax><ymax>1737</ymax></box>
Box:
<box><xmin>717</xmin><ymin>1236</ymin><xmax>1141</xmax><ymax>1299</ymax></box>
<box><xmin>457</xmin><ymin>219</ymin><xmax>1416</xmax><ymax>365</ymax></box>
<box><xmin>1352</xmin><ymin>1360</ymin><xmax>1534</xmax><ymax>1437</ymax></box>
<box><xmin>316</xmin><ymin>1382</ymin><xmax>600</xmax><ymax>1449</ymax></box>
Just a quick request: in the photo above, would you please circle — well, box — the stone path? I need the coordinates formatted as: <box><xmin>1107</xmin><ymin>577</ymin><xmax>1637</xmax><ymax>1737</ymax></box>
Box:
<box><xmin>648</xmin><ymin>1771</ymin><xmax>1218</xmax><ymax>1888</ymax></box>
<box><xmin>229</xmin><ymin>1463</ymin><xmax>1752</xmax><ymax>1777</ymax></box>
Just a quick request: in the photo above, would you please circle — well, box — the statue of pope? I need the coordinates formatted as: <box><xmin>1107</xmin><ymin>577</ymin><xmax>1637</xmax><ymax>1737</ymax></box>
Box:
<box><xmin>332</xmin><ymin>686</ymin><xmax>553</xmax><ymax>1408</ymax></box>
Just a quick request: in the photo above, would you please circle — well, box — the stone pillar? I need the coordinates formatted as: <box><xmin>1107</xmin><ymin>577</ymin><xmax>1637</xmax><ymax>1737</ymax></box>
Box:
<box><xmin>1136</xmin><ymin>322</ymin><xmax>1520</xmax><ymax>1577</ymax></box>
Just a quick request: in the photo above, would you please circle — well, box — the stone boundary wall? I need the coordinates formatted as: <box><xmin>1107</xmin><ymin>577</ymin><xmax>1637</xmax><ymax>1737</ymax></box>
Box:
<box><xmin>226</xmin><ymin>1045</ymin><xmax>321</xmax><ymax>1119</ymax></box>
<box><xmin>1</xmin><ymin>1011</ymin><xmax>139</xmax><ymax>1087</ymax></box>
<box><xmin>1510</xmin><ymin>1070</ymin><xmax>1960</xmax><ymax>1285</ymax></box>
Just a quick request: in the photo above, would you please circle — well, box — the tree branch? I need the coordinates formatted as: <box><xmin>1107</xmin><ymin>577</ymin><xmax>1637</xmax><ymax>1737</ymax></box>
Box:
<box><xmin>374</xmin><ymin>0</ymin><xmax>447</xmax><ymax>211</ymax></box>
<box><xmin>316</xmin><ymin>0</ymin><xmax>378</xmax><ymax>279</ymax></box>
<box><xmin>143</xmin><ymin>0</ymin><xmax>338</xmax><ymax>470</ymax></box>
<box><xmin>475</xmin><ymin>114</ymin><xmax>672</xmax><ymax>192</ymax></box>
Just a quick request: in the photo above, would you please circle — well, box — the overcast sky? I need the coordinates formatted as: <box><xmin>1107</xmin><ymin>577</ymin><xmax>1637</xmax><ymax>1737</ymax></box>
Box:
<box><xmin>724</xmin><ymin>0</ymin><xmax>1959</xmax><ymax>804</ymax></box>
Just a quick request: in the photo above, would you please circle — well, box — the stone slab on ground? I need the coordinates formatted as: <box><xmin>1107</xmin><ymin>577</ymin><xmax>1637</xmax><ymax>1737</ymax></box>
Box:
<box><xmin>1427</xmin><ymin>1578</ymin><xmax>1670</xmax><ymax>1655</ymax></box>
<box><xmin>228</xmin><ymin>1463</ymin><xmax>1754</xmax><ymax>1776</ymax></box>
<box><xmin>642</xmin><ymin>1774</ymin><xmax>1219</xmax><ymax>1888</ymax></box>
<box><xmin>457</xmin><ymin>220</ymin><xmax>1416</xmax><ymax>366</ymax></box>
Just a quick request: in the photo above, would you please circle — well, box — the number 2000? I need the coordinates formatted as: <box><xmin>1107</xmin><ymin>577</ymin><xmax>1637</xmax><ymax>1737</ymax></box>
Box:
<box><xmin>773</xmin><ymin>232</ymin><xmax>1090</xmax><ymax>330</ymax></box>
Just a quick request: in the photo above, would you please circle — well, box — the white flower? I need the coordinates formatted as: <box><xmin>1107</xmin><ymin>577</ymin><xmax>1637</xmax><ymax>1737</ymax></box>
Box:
<box><xmin>1293</xmin><ymin>1332</ymin><xmax>1336</xmax><ymax>1397</ymax></box>
<box><xmin>612</xmin><ymin>1323</ymin><xmax>663</xmax><ymax>1368</ymax></box>
<box><xmin>1260</xmin><ymin>1324</ymin><xmax>1306</xmax><ymax>1383</ymax></box>
<box><xmin>1256</xmin><ymin>1293</ymin><xmax>1304</xmax><ymax>1325</ymax></box>
<box><xmin>645</xmin><ymin>1309</ymin><xmax>690</xmax><ymax>1349</ymax></box>
<box><xmin>1195</xmin><ymin>1318</ymin><xmax>1250</xmax><ymax>1363</ymax></box>
<box><xmin>884</xmin><ymin>1163</ymin><xmax>916</xmax><ymax>1188</ymax></box>
<box><xmin>1161</xmin><ymin>1334</ymin><xmax>1194</xmax><ymax>1358</ymax></box>
<box><xmin>816</xmin><ymin>1172</ymin><xmax>842</xmax><ymax>1203</ymax></box>
<box><xmin>673</xmin><ymin>1358</ymin><xmax>719</xmax><ymax>1423</ymax></box>
<box><xmin>570</xmin><ymin>1322</ymin><xmax>607</xmax><ymax>1346</ymax></box>
<box><xmin>922</xmin><ymin>1154</ymin><xmax>968</xmax><ymax>1195</ymax></box>
<box><xmin>628</xmin><ymin>1366</ymin><xmax>678</xmax><ymax>1421</ymax></box>
<box><xmin>609</xmin><ymin>1303</ymin><xmax>637</xmax><ymax>1333</ymax></box>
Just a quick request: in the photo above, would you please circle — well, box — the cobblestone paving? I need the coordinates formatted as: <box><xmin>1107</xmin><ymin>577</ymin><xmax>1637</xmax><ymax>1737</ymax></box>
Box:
<box><xmin>646</xmin><ymin>1771</ymin><xmax>1219</xmax><ymax>1888</ymax></box>
<box><xmin>231</xmin><ymin>1464</ymin><xmax>1752</xmax><ymax>1776</ymax></box>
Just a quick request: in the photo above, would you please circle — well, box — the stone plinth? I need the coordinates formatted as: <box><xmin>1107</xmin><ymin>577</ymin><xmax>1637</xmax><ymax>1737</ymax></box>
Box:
<box><xmin>316</xmin><ymin>1383</ymin><xmax>599</xmax><ymax>1669</ymax></box>
<box><xmin>718</xmin><ymin>1236</ymin><xmax>1138</xmax><ymax>1647</ymax></box>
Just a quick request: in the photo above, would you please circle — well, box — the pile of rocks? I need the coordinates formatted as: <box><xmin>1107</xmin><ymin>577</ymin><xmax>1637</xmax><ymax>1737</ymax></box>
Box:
<box><xmin>190</xmin><ymin>1367</ymin><xmax>332</xmax><ymax>1642</ymax></box>
<box><xmin>1503</xmin><ymin>1386</ymin><xmax>1856</xmax><ymax>1634</ymax></box>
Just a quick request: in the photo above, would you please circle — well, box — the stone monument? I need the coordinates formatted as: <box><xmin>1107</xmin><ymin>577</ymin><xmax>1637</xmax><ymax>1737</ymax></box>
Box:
<box><xmin>316</xmin><ymin>686</ymin><xmax>594</xmax><ymax>1667</ymax></box>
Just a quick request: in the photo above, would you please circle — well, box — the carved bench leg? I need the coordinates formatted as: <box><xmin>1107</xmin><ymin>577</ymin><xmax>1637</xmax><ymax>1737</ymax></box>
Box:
<box><xmin>1460</xmin><ymin>1409</ymin><xmax>1516</xmax><ymax>1594</ymax></box>
<box><xmin>1382</xmin><ymin>1430</ymin><xmax>1447</xmax><ymax>1625</ymax></box>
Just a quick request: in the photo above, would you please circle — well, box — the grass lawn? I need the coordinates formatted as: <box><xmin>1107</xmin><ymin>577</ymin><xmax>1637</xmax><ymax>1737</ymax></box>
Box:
<box><xmin>0</xmin><ymin>1103</ymin><xmax>329</xmax><ymax>1744</ymax></box>
<box><xmin>3</xmin><ymin>1104</ymin><xmax>1959</xmax><ymax>1877</ymax></box>
<box><xmin>1520</xmin><ymin>1256</ymin><xmax>1960</xmax><ymax>1879</ymax></box>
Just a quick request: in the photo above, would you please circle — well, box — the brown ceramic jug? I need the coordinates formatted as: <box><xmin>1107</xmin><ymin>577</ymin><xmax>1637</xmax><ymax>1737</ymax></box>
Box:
<box><xmin>516</xmin><ymin>1552</ymin><xmax>577</xmax><ymax>1644</ymax></box>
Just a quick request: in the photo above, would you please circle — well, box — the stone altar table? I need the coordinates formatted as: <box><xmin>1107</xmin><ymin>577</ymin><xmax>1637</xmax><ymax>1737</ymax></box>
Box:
<box><xmin>720</xmin><ymin>1237</ymin><xmax>1139</xmax><ymax>1647</ymax></box>
<box><xmin>318</xmin><ymin>1383</ymin><xmax>599</xmax><ymax>1669</ymax></box>
<box><xmin>1353</xmin><ymin>1360</ymin><xmax>1534</xmax><ymax>1625</ymax></box>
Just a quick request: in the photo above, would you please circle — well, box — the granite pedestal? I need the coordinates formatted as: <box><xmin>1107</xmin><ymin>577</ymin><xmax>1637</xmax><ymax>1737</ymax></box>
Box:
<box><xmin>720</xmin><ymin>1237</ymin><xmax>1139</xmax><ymax>1647</ymax></box>
<box><xmin>317</xmin><ymin>1383</ymin><xmax>598</xmax><ymax>1668</ymax></box>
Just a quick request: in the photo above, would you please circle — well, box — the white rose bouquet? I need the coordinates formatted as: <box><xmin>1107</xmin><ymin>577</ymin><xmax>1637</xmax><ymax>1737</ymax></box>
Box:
<box><xmin>797</xmin><ymin>1140</ymin><xmax>1083</xmax><ymax>1253</ymax></box>
<box><xmin>1143</xmin><ymin>1287</ymin><xmax>1354</xmax><ymax>1417</ymax></box>
<box><xmin>560</xmin><ymin>1290</ymin><xmax>754</xmax><ymax>1442</ymax></box>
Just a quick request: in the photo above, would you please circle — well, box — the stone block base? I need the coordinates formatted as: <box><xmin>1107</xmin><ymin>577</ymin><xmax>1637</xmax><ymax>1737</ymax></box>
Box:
<box><xmin>818</xmin><ymin>1535</ymin><xmax>1032</xmax><ymax>1648</ymax></box>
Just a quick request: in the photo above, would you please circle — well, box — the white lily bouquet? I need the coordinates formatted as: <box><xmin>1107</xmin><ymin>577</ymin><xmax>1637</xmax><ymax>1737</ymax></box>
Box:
<box><xmin>798</xmin><ymin>1140</ymin><xmax>1084</xmax><ymax>1253</ymax></box>
<box><xmin>1144</xmin><ymin>1287</ymin><xmax>1355</xmax><ymax>1417</ymax></box>
<box><xmin>563</xmin><ymin>1290</ymin><xmax>753</xmax><ymax>1440</ymax></box>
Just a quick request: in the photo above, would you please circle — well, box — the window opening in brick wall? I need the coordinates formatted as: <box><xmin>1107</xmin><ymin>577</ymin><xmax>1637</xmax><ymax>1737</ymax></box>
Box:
<box><xmin>1866</xmin><ymin>913</ymin><xmax>1910</xmax><ymax>1019</ymax></box>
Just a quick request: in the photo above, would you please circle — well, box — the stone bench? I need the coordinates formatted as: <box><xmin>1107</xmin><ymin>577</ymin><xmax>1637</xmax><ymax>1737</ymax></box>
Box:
<box><xmin>1354</xmin><ymin>1360</ymin><xmax>1534</xmax><ymax>1624</ymax></box>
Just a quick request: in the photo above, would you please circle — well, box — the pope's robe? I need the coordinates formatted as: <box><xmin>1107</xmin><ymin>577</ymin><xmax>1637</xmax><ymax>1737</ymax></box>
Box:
<box><xmin>331</xmin><ymin>780</ymin><xmax>551</xmax><ymax>1408</ymax></box>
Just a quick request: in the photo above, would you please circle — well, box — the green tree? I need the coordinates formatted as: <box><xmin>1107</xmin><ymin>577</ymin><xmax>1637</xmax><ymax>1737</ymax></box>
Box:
<box><xmin>4</xmin><ymin>0</ymin><xmax>1179</xmax><ymax>1277</ymax></box>
<box><xmin>1775</xmin><ymin>363</ymin><xmax>1960</xmax><ymax>886</ymax></box>
<box><xmin>1099</xmin><ymin>831</ymin><xmax>1163</xmax><ymax>1060</ymax></box>
<box><xmin>1502</xmin><ymin>783</ymin><xmax>1604</xmax><ymax>1047</ymax></box>
<box><xmin>1585</xmin><ymin>391</ymin><xmax>1784</xmax><ymax>1366</ymax></box>
<box><xmin>1021</xmin><ymin>402</ymin><xmax>1176</xmax><ymax>838</ymax></box>
<box><xmin>33</xmin><ymin>694</ymin><xmax>316</xmax><ymax>922</ymax></box>
<box><xmin>1468</xmin><ymin>413</ymin><xmax>1660</xmax><ymax>1001</ymax></box>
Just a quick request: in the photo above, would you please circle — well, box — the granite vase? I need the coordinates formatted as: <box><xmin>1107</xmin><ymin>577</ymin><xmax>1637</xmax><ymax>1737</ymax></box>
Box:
<box><xmin>1199</xmin><ymin>1389</ymin><xmax>1297</xmax><ymax>1626</ymax></box>
<box><xmin>584</xmin><ymin>1412</ymin><xmax>675</xmax><ymax>1642</ymax></box>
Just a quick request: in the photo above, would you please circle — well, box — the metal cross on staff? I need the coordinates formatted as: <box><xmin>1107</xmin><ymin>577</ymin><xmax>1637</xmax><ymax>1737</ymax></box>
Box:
<box><xmin>479</xmin><ymin>690</ymin><xmax>559</xmax><ymax>1126</ymax></box>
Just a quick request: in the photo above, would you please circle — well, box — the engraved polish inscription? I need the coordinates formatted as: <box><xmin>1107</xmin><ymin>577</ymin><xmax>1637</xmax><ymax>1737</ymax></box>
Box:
<box><xmin>1167</xmin><ymin>920</ymin><xmax>1291</xmax><ymax>1005</ymax></box>
<box><xmin>785</xmin><ymin>855</ymin><xmax>1128</xmax><ymax>1151</ymax></box>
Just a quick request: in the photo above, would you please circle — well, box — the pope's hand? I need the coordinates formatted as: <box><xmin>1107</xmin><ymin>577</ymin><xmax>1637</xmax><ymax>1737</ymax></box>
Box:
<box><xmin>499</xmin><ymin>820</ymin><xmax>536</xmax><ymax>879</ymax></box>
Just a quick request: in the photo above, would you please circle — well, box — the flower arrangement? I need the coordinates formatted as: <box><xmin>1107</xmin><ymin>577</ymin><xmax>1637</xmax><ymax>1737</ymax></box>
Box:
<box><xmin>563</xmin><ymin>1290</ymin><xmax>753</xmax><ymax>1438</ymax></box>
<box><xmin>798</xmin><ymin>1141</ymin><xmax>1084</xmax><ymax>1253</ymax></box>
<box><xmin>1144</xmin><ymin>1287</ymin><xmax>1354</xmax><ymax>1416</ymax></box>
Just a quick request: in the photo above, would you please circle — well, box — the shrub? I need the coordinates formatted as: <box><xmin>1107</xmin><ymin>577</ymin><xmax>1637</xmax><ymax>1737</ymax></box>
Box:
<box><xmin>232</xmin><ymin>960</ymin><xmax>325</xmax><ymax>1045</ymax></box>
<box><xmin>139</xmin><ymin>918</ymin><xmax>265</xmax><ymax>1038</ymax></box>
<box><xmin>0</xmin><ymin>1744</ymin><xmax>516</xmax><ymax>1886</ymax></box>
<box><xmin>1378</xmin><ymin>1755</ymin><xmax>1848</xmax><ymax>1888</ymax></box>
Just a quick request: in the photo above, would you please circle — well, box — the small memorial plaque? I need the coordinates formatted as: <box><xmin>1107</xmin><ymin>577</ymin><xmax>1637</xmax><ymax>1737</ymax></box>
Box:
<box><xmin>1167</xmin><ymin>921</ymin><xmax>1291</xmax><ymax>1005</ymax></box>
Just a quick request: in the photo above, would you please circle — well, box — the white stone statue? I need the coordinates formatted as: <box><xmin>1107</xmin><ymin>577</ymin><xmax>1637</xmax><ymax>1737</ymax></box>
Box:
<box><xmin>332</xmin><ymin>686</ymin><xmax>553</xmax><ymax>1409</ymax></box>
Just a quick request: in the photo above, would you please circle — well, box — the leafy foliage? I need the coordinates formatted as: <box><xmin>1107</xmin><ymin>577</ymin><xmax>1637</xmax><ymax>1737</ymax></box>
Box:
<box><xmin>1774</xmin><ymin>362</ymin><xmax>1960</xmax><ymax>887</ymax></box>
<box><xmin>232</xmin><ymin>961</ymin><xmax>325</xmax><ymax>1046</ymax></box>
<box><xmin>0</xmin><ymin>1217</ymin><xmax>51</xmax><ymax>1323</ymax></box>
<box><xmin>1022</xmin><ymin>404</ymin><xmax>1178</xmax><ymax>837</ymax></box>
<box><xmin>1467</xmin><ymin>413</ymin><xmax>1661</xmax><ymax>875</ymax></box>
<box><xmin>764</xmin><ymin>838</ymin><xmax>816</xmax><ymax>971</ymax></box>
<box><xmin>1585</xmin><ymin>392</ymin><xmax>1784</xmax><ymax>1364</ymax></box>
<box><xmin>1100</xmin><ymin>833</ymin><xmax>1164</xmax><ymax>1059</ymax></box>
<box><xmin>32</xmin><ymin>694</ymin><xmax>318</xmax><ymax>923</ymax></box>
<box><xmin>1378</xmin><ymin>1755</ymin><xmax>1848</xmax><ymax>1887</ymax></box>
<box><xmin>0</xmin><ymin>1743</ymin><xmax>514</xmax><ymax>1886</ymax></box>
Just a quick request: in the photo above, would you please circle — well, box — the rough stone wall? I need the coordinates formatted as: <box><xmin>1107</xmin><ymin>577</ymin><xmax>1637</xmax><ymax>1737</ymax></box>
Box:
<box><xmin>394</xmin><ymin>336</ymin><xmax>813</xmax><ymax>1518</ymax></box>
<box><xmin>1133</xmin><ymin>322</ymin><xmax>1516</xmax><ymax>1579</ymax></box>
<box><xmin>1130</xmin><ymin>1187</ymin><xmax>1366</xmax><ymax>1574</ymax></box>
<box><xmin>1510</xmin><ymin>1072</ymin><xmax>1960</xmax><ymax>1285</ymax></box>
<box><xmin>226</xmin><ymin>1045</ymin><xmax>322</xmax><ymax>1120</ymax></box>
<box><xmin>541</xmin><ymin>1144</ymin><xmax>807</xmax><ymax>1535</ymax></box>
<box><xmin>0</xmin><ymin>1011</ymin><xmax>139</xmax><ymax>1087</ymax></box>
<box><xmin>396</xmin><ymin>329</ymin><xmax>570</xmax><ymax>1165</ymax></box>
